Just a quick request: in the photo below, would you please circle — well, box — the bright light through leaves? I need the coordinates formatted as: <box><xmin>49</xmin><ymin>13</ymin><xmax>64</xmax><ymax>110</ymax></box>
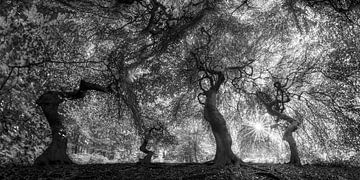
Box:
<box><xmin>240</xmin><ymin>114</ymin><xmax>287</xmax><ymax>163</ymax></box>
<box><xmin>242</xmin><ymin>115</ymin><xmax>282</xmax><ymax>144</ymax></box>
<box><xmin>253</xmin><ymin>122</ymin><xmax>265</xmax><ymax>132</ymax></box>
<box><xmin>243</xmin><ymin>117</ymin><xmax>271</xmax><ymax>142</ymax></box>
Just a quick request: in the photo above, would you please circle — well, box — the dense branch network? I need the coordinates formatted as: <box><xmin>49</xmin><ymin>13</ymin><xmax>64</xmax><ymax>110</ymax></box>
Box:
<box><xmin>255</xmin><ymin>82</ymin><xmax>302</xmax><ymax>165</ymax></box>
<box><xmin>303</xmin><ymin>0</ymin><xmax>360</xmax><ymax>23</ymax></box>
<box><xmin>190</xmin><ymin>27</ymin><xmax>254</xmax><ymax>104</ymax></box>
<box><xmin>305</xmin><ymin>0</ymin><xmax>360</xmax><ymax>13</ymax></box>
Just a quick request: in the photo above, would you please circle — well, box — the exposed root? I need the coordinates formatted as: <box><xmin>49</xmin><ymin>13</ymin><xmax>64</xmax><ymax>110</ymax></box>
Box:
<box><xmin>234</xmin><ymin>162</ymin><xmax>286</xmax><ymax>180</ymax></box>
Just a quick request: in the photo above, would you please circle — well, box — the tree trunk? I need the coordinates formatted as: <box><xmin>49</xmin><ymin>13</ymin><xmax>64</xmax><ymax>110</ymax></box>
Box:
<box><xmin>138</xmin><ymin>127</ymin><xmax>155</xmax><ymax>164</ymax></box>
<box><xmin>34</xmin><ymin>80</ymin><xmax>110</xmax><ymax>165</ymax></box>
<box><xmin>35</xmin><ymin>92</ymin><xmax>72</xmax><ymax>165</ymax></box>
<box><xmin>204</xmin><ymin>89</ymin><xmax>242</xmax><ymax>166</ymax></box>
<box><xmin>283</xmin><ymin>121</ymin><xmax>301</xmax><ymax>165</ymax></box>
<box><xmin>256</xmin><ymin>91</ymin><xmax>302</xmax><ymax>166</ymax></box>
<box><xmin>193</xmin><ymin>140</ymin><xmax>198</xmax><ymax>163</ymax></box>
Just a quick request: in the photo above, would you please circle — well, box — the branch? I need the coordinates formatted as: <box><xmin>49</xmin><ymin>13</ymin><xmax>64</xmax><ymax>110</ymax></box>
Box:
<box><xmin>63</xmin><ymin>80</ymin><xmax>110</xmax><ymax>100</ymax></box>
<box><xmin>199</xmin><ymin>75</ymin><xmax>213</xmax><ymax>92</ymax></box>
<box><xmin>228</xmin><ymin>59</ymin><xmax>255</xmax><ymax>90</ymax></box>
<box><xmin>120</xmin><ymin>85</ymin><xmax>145</xmax><ymax>135</ymax></box>
<box><xmin>230</xmin><ymin>0</ymin><xmax>251</xmax><ymax>15</ymax></box>
<box><xmin>197</xmin><ymin>92</ymin><xmax>206</xmax><ymax>105</ymax></box>
<box><xmin>213</xmin><ymin>71</ymin><xmax>225</xmax><ymax>91</ymax></box>
<box><xmin>0</xmin><ymin>68</ymin><xmax>14</xmax><ymax>91</ymax></box>
<box><xmin>256</xmin><ymin>91</ymin><xmax>296</xmax><ymax>124</ymax></box>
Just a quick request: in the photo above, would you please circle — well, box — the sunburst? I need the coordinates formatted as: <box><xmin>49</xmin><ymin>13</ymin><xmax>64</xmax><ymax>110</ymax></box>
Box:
<box><xmin>242</xmin><ymin>114</ymin><xmax>275</xmax><ymax>142</ymax></box>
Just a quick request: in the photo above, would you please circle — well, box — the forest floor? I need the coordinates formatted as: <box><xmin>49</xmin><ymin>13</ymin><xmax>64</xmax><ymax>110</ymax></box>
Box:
<box><xmin>0</xmin><ymin>162</ymin><xmax>359</xmax><ymax>180</ymax></box>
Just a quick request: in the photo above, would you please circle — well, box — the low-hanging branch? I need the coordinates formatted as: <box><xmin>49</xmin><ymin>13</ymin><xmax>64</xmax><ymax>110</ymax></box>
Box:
<box><xmin>63</xmin><ymin>80</ymin><xmax>111</xmax><ymax>99</ymax></box>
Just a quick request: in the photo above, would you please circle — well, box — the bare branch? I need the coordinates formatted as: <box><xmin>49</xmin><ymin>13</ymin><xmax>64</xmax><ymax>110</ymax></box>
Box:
<box><xmin>0</xmin><ymin>68</ymin><xmax>14</xmax><ymax>91</ymax></box>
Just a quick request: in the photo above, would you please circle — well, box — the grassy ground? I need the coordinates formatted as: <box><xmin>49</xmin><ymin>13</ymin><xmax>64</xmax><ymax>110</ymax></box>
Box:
<box><xmin>0</xmin><ymin>162</ymin><xmax>359</xmax><ymax>179</ymax></box>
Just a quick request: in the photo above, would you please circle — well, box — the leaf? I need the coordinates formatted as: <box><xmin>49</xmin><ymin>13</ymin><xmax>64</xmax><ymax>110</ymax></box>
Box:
<box><xmin>23</xmin><ymin>5</ymin><xmax>44</xmax><ymax>25</ymax></box>
<box><xmin>0</xmin><ymin>16</ymin><xmax>7</xmax><ymax>27</ymax></box>
<box><xmin>0</xmin><ymin>63</ymin><xmax>9</xmax><ymax>74</ymax></box>
<box><xmin>1</xmin><ymin>134</ymin><xmax>12</xmax><ymax>143</ymax></box>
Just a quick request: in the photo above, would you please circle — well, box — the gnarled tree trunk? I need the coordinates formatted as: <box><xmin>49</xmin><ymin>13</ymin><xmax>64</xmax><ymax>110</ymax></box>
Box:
<box><xmin>138</xmin><ymin>127</ymin><xmax>155</xmax><ymax>164</ymax></box>
<box><xmin>35</xmin><ymin>80</ymin><xmax>110</xmax><ymax>166</ymax></box>
<box><xmin>256</xmin><ymin>91</ymin><xmax>301</xmax><ymax>166</ymax></box>
<box><xmin>203</xmin><ymin>73</ymin><xmax>242</xmax><ymax>166</ymax></box>
<box><xmin>283</xmin><ymin>121</ymin><xmax>301</xmax><ymax>165</ymax></box>
<box><xmin>35</xmin><ymin>92</ymin><xmax>72</xmax><ymax>165</ymax></box>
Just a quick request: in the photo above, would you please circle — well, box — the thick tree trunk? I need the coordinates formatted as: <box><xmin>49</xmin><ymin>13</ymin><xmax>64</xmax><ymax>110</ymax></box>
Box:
<box><xmin>35</xmin><ymin>92</ymin><xmax>72</xmax><ymax>165</ymax></box>
<box><xmin>34</xmin><ymin>80</ymin><xmax>110</xmax><ymax>165</ymax></box>
<box><xmin>121</xmin><ymin>85</ymin><xmax>145</xmax><ymax>135</ymax></box>
<box><xmin>204</xmin><ymin>90</ymin><xmax>242</xmax><ymax>166</ymax></box>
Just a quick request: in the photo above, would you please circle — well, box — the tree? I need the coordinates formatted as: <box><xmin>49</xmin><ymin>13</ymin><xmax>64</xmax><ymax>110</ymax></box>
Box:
<box><xmin>34</xmin><ymin>80</ymin><xmax>111</xmax><ymax>165</ymax></box>
<box><xmin>137</xmin><ymin>124</ymin><xmax>173</xmax><ymax>164</ymax></box>
<box><xmin>2</xmin><ymin>0</ymin><xmax>360</xmax><ymax>167</ymax></box>
<box><xmin>255</xmin><ymin>88</ymin><xmax>301</xmax><ymax>165</ymax></box>
<box><xmin>201</xmin><ymin>71</ymin><xmax>241</xmax><ymax>165</ymax></box>
<box><xmin>1</xmin><ymin>0</ymin><xmax>219</xmax><ymax>165</ymax></box>
<box><xmin>179</xmin><ymin>24</ymin><xmax>257</xmax><ymax>165</ymax></box>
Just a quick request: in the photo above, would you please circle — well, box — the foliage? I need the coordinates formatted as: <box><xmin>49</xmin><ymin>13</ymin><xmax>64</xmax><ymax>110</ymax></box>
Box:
<box><xmin>1</xmin><ymin>0</ymin><xmax>360</xmax><ymax>167</ymax></box>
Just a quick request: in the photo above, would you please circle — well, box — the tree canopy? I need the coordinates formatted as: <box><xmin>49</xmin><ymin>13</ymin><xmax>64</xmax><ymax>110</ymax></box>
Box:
<box><xmin>1</xmin><ymin>0</ymin><xmax>359</xmax><ymax>168</ymax></box>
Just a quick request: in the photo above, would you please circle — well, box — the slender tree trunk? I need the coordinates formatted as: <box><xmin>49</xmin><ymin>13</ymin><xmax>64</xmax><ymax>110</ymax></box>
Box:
<box><xmin>193</xmin><ymin>140</ymin><xmax>198</xmax><ymax>163</ymax></box>
<box><xmin>73</xmin><ymin>130</ymin><xmax>80</xmax><ymax>154</ymax></box>
<box><xmin>256</xmin><ymin>91</ymin><xmax>302</xmax><ymax>166</ymax></box>
<box><xmin>283</xmin><ymin>121</ymin><xmax>301</xmax><ymax>165</ymax></box>
<box><xmin>138</xmin><ymin>128</ymin><xmax>155</xmax><ymax>164</ymax></box>
<box><xmin>204</xmin><ymin>89</ymin><xmax>242</xmax><ymax>166</ymax></box>
<box><xmin>35</xmin><ymin>92</ymin><xmax>72</xmax><ymax>165</ymax></box>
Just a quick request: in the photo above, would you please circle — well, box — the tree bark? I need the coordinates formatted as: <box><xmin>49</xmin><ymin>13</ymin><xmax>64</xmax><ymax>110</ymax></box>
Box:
<box><xmin>256</xmin><ymin>91</ymin><xmax>301</xmax><ymax>166</ymax></box>
<box><xmin>35</xmin><ymin>92</ymin><xmax>72</xmax><ymax>165</ymax></box>
<box><xmin>121</xmin><ymin>84</ymin><xmax>145</xmax><ymax>135</ymax></box>
<box><xmin>204</xmin><ymin>90</ymin><xmax>241</xmax><ymax>166</ymax></box>
<box><xmin>34</xmin><ymin>80</ymin><xmax>110</xmax><ymax>166</ymax></box>
<box><xmin>203</xmin><ymin>73</ymin><xmax>242</xmax><ymax>166</ymax></box>
<box><xmin>138</xmin><ymin>127</ymin><xmax>155</xmax><ymax>164</ymax></box>
<box><xmin>283</xmin><ymin>121</ymin><xmax>301</xmax><ymax>165</ymax></box>
<box><xmin>193</xmin><ymin>140</ymin><xmax>198</xmax><ymax>163</ymax></box>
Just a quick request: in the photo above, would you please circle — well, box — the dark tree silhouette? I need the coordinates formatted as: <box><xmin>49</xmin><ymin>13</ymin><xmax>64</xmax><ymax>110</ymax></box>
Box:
<box><xmin>189</xmin><ymin>28</ymin><xmax>241</xmax><ymax>166</ymax></box>
<box><xmin>200</xmin><ymin>70</ymin><xmax>242</xmax><ymax>165</ymax></box>
<box><xmin>188</xmin><ymin>27</ymin><xmax>256</xmax><ymax>166</ymax></box>
<box><xmin>35</xmin><ymin>80</ymin><xmax>110</xmax><ymax>165</ymax></box>
<box><xmin>137</xmin><ymin>126</ymin><xmax>161</xmax><ymax>164</ymax></box>
<box><xmin>256</xmin><ymin>88</ymin><xmax>302</xmax><ymax>166</ymax></box>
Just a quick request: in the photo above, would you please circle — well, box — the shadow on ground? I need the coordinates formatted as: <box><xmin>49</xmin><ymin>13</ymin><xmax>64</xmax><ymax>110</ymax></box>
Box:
<box><xmin>0</xmin><ymin>163</ymin><xmax>359</xmax><ymax>179</ymax></box>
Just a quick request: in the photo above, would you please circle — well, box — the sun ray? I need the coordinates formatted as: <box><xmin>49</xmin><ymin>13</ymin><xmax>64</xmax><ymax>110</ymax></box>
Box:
<box><xmin>242</xmin><ymin>114</ymin><xmax>280</xmax><ymax>143</ymax></box>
